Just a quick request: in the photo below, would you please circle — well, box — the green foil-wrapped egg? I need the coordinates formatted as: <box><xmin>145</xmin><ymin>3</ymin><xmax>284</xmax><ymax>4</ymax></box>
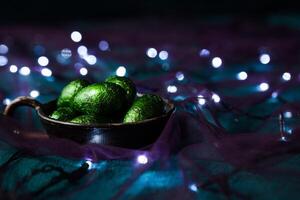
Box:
<box><xmin>72</xmin><ymin>82</ymin><xmax>127</xmax><ymax>115</ymax></box>
<box><xmin>123</xmin><ymin>94</ymin><xmax>165</xmax><ymax>123</ymax></box>
<box><xmin>57</xmin><ymin>79</ymin><xmax>90</xmax><ymax>107</ymax></box>
<box><xmin>49</xmin><ymin>107</ymin><xmax>77</xmax><ymax>121</ymax></box>
<box><xmin>70</xmin><ymin>115</ymin><xmax>97</xmax><ymax>125</ymax></box>
<box><xmin>105</xmin><ymin>76</ymin><xmax>136</xmax><ymax>105</ymax></box>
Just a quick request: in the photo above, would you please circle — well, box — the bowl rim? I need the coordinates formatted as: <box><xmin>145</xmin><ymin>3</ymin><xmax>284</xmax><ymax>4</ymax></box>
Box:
<box><xmin>38</xmin><ymin>98</ymin><xmax>175</xmax><ymax>128</ymax></box>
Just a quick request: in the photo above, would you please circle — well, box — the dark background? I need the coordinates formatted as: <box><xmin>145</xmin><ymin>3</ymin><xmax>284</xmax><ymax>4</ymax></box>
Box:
<box><xmin>0</xmin><ymin>0</ymin><xmax>299</xmax><ymax>24</ymax></box>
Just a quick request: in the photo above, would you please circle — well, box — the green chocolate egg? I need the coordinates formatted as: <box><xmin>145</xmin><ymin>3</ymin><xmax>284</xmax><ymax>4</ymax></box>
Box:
<box><xmin>72</xmin><ymin>82</ymin><xmax>127</xmax><ymax>115</ymax></box>
<box><xmin>49</xmin><ymin>107</ymin><xmax>77</xmax><ymax>121</ymax></box>
<box><xmin>57</xmin><ymin>79</ymin><xmax>89</xmax><ymax>107</ymax></box>
<box><xmin>123</xmin><ymin>94</ymin><xmax>165</xmax><ymax>123</ymax></box>
<box><xmin>105</xmin><ymin>76</ymin><xmax>136</xmax><ymax>105</ymax></box>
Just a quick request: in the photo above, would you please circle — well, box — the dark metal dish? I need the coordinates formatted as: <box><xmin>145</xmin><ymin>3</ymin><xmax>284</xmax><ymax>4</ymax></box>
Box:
<box><xmin>3</xmin><ymin>96</ymin><xmax>175</xmax><ymax>149</ymax></box>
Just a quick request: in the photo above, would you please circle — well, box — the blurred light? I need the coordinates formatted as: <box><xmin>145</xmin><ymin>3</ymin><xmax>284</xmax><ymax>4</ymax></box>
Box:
<box><xmin>258</xmin><ymin>82</ymin><xmax>269</xmax><ymax>91</ymax></box>
<box><xmin>0</xmin><ymin>56</ymin><xmax>8</xmax><ymax>66</ymax></box>
<box><xmin>282</xmin><ymin>72</ymin><xmax>291</xmax><ymax>81</ymax></box>
<box><xmin>211</xmin><ymin>57</ymin><xmax>222</xmax><ymax>68</ymax></box>
<box><xmin>199</xmin><ymin>49</ymin><xmax>210</xmax><ymax>57</ymax></box>
<box><xmin>272</xmin><ymin>92</ymin><xmax>278</xmax><ymax>98</ymax></box>
<box><xmin>287</xmin><ymin>128</ymin><xmax>293</xmax><ymax>134</ymax></box>
<box><xmin>167</xmin><ymin>85</ymin><xmax>177</xmax><ymax>93</ymax></box>
<box><xmin>85</xmin><ymin>55</ymin><xmax>97</xmax><ymax>65</ymax></box>
<box><xmin>0</xmin><ymin>44</ymin><xmax>8</xmax><ymax>54</ymax></box>
<box><xmin>30</xmin><ymin>90</ymin><xmax>40</xmax><ymax>98</ymax></box>
<box><xmin>189</xmin><ymin>183</ymin><xmax>198</xmax><ymax>192</ymax></box>
<box><xmin>99</xmin><ymin>40</ymin><xmax>109</xmax><ymax>51</ymax></box>
<box><xmin>38</xmin><ymin>56</ymin><xmax>49</xmax><ymax>66</ymax></box>
<box><xmin>116</xmin><ymin>66</ymin><xmax>126</xmax><ymax>77</ymax></box>
<box><xmin>19</xmin><ymin>66</ymin><xmax>31</xmax><ymax>76</ymax></box>
<box><xmin>61</xmin><ymin>48</ymin><xmax>72</xmax><ymax>59</ymax></box>
<box><xmin>79</xmin><ymin>67</ymin><xmax>88</xmax><ymax>76</ymax></box>
<box><xmin>136</xmin><ymin>155</ymin><xmax>148</xmax><ymax>164</ymax></box>
<box><xmin>9</xmin><ymin>65</ymin><xmax>18</xmax><ymax>73</ymax></box>
<box><xmin>77</xmin><ymin>45</ymin><xmax>88</xmax><ymax>57</ymax></box>
<box><xmin>280</xmin><ymin>136</ymin><xmax>287</xmax><ymax>142</ymax></box>
<box><xmin>212</xmin><ymin>93</ymin><xmax>221</xmax><ymax>103</ymax></box>
<box><xmin>159</xmin><ymin>50</ymin><xmax>168</xmax><ymax>60</ymax></box>
<box><xmin>85</xmin><ymin>160</ymin><xmax>93</xmax><ymax>170</ymax></box>
<box><xmin>237</xmin><ymin>71</ymin><xmax>248</xmax><ymax>80</ymax></box>
<box><xmin>71</xmin><ymin>31</ymin><xmax>82</xmax><ymax>42</ymax></box>
<box><xmin>146</xmin><ymin>48</ymin><xmax>157</xmax><ymax>58</ymax></box>
<box><xmin>176</xmin><ymin>72</ymin><xmax>184</xmax><ymax>81</ymax></box>
<box><xmin>3</xmin><ymin>98</ymin><xmax>11</xmax><ymax>105</ymax></box>
<box><xmin>284</xmin><ymin>111</ymin><xmax>292</xmax><ymax>118</ymax></box>
<box><xmin>41</xmin><ymin>68</ymin><xmax>52</xmax><ymax>77</ymax></box>
<box><xmin>259</xmin><ymin>54</ymin><xmax>270</xmax><ymax>64</ymax></box>
<box><xmin>198</xmin><ymin>95</ymin><xmax>206</xmax><ymax>105</ymax></box>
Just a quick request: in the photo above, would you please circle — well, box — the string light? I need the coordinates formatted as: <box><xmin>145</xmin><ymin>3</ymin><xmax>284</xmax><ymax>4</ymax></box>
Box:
<box><xmin>41</xmin><ymin>68</ymin><xmax>52</xmax><ymax>77</ymax></box>
<box><xmin>259</xmin><ymin>54</ymin><xmax>270</xmax><ymax>64</ymax></box>
<box><xmin>38</xmin><ymin>56</ymin><xmax>49</xmax><ymax>66</ymax></box>
<box><xmin>198</xmin><ymin>95</ymin><xmax>206</xmax><ymax>105</ymax></box>
<box><xmin>0</xmin><ymin>56</ymin><xmax>8</xmax><ymax>66</ymax></box>
<box><xmin>212</xmin><ymin>93</ymin><xmax>221</xmax><ymax>103</ymax></box>
<box><xmin>199</xmin><ymin>49</ymin><xmax>210</xmax><ymax>57</ymax></box>
<box><xmin>258</xmin><ymin>82</ymin><xmax>269</xmax><ymax>91</ymax></box>
<box><xmin>9</xmin><ymin>65</ymin><xmax>18</xmax><ymax>73</ymax></box>
<box><xmin>98</xmin><ymin>40</ymin><xmax>109</xmax><ymax>51</ymax></box>
<box><xmin>2</xmin><ymin>98</ymin><xmax>11</xmax><ymax>105</ymax></box>
<box><xmin>79</xmin><ymin>67</ymin><xmax>88</xmax><ymax>76</ymax></box>
<box><xmin>237</xmin><ymin>71</ymin><xmax>248</xmax><ymax>80</ymax></box>
<box><xmin>159</xmin><ymin>50</ymin><xmax>168</xmax><ymax>60</ymax></box>
<box><xmin>71</xmin><ymin>31</ymin><xmax>82</xmax><ymax>42</ymax></box>
<box><xmin>189</xmin><ymin>183</ymin><xmax>198</xmax><ymax>192</ymax></box>
<box><xmin>116</xmin><ymin>66</ymin><xmax>126</xmax><ymax>77</ymax></box>
<box><xmin>0</xmin><ymin>44</ymin><xmax>8</xmax><ymax>54</ymax></box>
<box><xmin>19</xmin><ymin>66</ymin><xmax>31</xmax><ymax>76</ymax></box>
<box><xmin>30</xmin><ymin>90</ymin><xmax>40</xmax><ymax>98</ymax></box>
<box><xmin>167</xmin><ymin>85</ymin><xmax>177</xmax><ymax>93</ymax></box>
<box><xmin>282</xmin><ymin>72</ymin><xmax>291</xmax><ymax>81</ymax></box>
<box><xmin>211</xmin><ymin>57</ymin><xmax>222</xmax><ymax>68</ymax></box>
<box><xmin>146</xmin><ymin>48</ymin><xmax>157</xmax><ymax>58</ymax></box>
<box><xmin>176</xmin><ymin>72</ymin><xmax>184</xmax><ymax>81</ymax></box>
<box><xmin>136</xmin><ymin>155</ymin><xmax>148</xmax><ymax>164</ymax></box>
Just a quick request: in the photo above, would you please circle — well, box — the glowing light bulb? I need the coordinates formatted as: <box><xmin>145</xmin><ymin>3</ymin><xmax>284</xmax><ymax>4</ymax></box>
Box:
<box><xmin>212</xmin><ymin>93</ymin><xmax>221</xmax><ymax>103</ymax></box>
<box><xmin>71</xmin><ymin>31</ymin><xmax>82</xmax><ymax>42</ymax></box>
<box><xmin>0</xmin><ymin>56</ymin><xmax>8</xmax><ymax>66</ymax></box>
<box><xmin>30</xmin><ymin>90</ymin><xmax>40</xmax><ymax>98</ymax></box>
<box><xmin>259</xmin><ymin>54</ymin><xmax>270</xmax><ymax>64</ymax></box>
<box><xmin>116</xmin><ymin>66</ymin><xmax>126</xmax><ymax>77</ymax></box>
<box><xmin>19</xmin><ymin>66</ymin><xmax>31</xmax><ymax>76</ymax></box>
<box><xmin>237</xmin><ymin>71</ymin><xmax>248</xmax><ymax>80</ymax></box>
<box><xmin>61</xmin><ymin>48</ymin><xmax>72</xmax><ymax>59</ymax></box>
<box><xmin>258</xmin><ymin>82</ymin><xmax>269</xmax><ymax>91</ymax></box>
<box><xmin>38</xmin><ymin>56</ymin><xmax>49</xmax><ymax>66</ymax></box>
<box><xmin>0</xmin><ymin>44</ymin><xmax>8</xmax><ymax>54</ymax></box>
<box><xmin>159</xmin><ymin>50</ymin><xmax>168</xmax><ymax>60</ymax></box>
<box><xmin>189</xmin><ymin>183</ymin><xmax>198</xmax><ymax>192</ymax></box>
<box><xmin>136</xmin><ymin>155</ymin><xmax>148</xmax><ymax>164</ymax></box>
<box><xmin>198</xmin><ymin>95</ymin><xmax>206</xmax><ymax>105</ymax></box>
<box><xmin>167</xmin><ymin>85</ymin><xmax>177</xmax><ymax>93</ymax></box>
<box><xmin>176</xmin><ymin>72</ymin><xmax>184</xmax><ymax>81</ymax></box>
<box><xmin>282</xmin><ymin>72</ymin><xmax>291</xmax><ymax>81</ymax></box>
<box><xmin>9</xmin><ymin>65</ymin><xmax>18</xmax><ymax>73</ymax></box>
<box><xmin>98</xmin><ymin>40</ymin><xmax>109</xmax><ymax>51</ymax></box>
<box><xmin>146</xmin><ymin>48</ymin><xmax>157</xmax><ymax>58</ymax></box>
<box><xmin>211</xmin><ymin>57</ymin><xmax>222</xmax><ymax>68</ymax></box>
<box><xmin>79</xmin><ymin>67</ymin><xmax>88</xmax><ymax>76</ymax></box>
<box><xmin>41</xmin><ymin>68</ymin><xmax>52</xmax><ymax>77</ymax></box>
<box><xmin>199</xmin><ymin>49</ymin><xmax>210</xmax><ymax>57</ymax></box>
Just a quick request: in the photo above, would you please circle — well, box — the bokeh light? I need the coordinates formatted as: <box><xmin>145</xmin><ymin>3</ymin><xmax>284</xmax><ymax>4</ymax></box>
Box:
<box><xmin>282</xmin><ymin>72</ymin><xmax>291</xmax><ymax>81</ymax></box>
<box><xmin>212</xmin><ymin>93</ymin><xmax>221</xmax><ymax>103</ymax></box>
<box><xmin>99</xmin><ymin>40</ymin><xmax>109</xmax><ymax>51</ymax></box>
<box><xmin>159</xmin><ymin>50</ymin><xmax>168</xmax><ymax>60</ymax></box>
<box><xmin>85</xmin><ymin>55</ymin><xmax>97</xmax><ymax>65</ymax></box>
<box><xmin>237</xmin><ymin>71</ymin><xmax>248</xmax><ymax>80</ymax></box>
<box><xmin>284</xmin><ymin>111</ymin><xmax>292</xmax><ymax>118</ymax></box>
<box><xmin>167</xmin><ymin>85</ymin><xmax>177</xmax><ymax>93</ymax></box>
<box><xmin>77</xmin><ymin>45</ymin><xmax>88</xmax><ymax>57</ymax></box>
<box><xmin>136</xmin><ymin>155</ymin><xmax>148</xmax><ymax>164</ymax></box>
<box><xmin>146</xmin><ymin>48</ymin><xmax>157</xmax><ymax>58</ymax></box>
<box><xmin>61</xmin><ymin>48</ymin><xmax>72</xmax><ymax>59</ymax></box>
<box><xmin>9</xmin><ymin>65</ymin><xmax>18</xmax><ymax>73</ymax></box>
<box><xmin>211</xmin><ymin>57</ymin><xmax>222</xmax><ymax>68</ymax></box>
<box><xmin>71</xmin><ymin>31</ymin><xmax>82</xmax><ymax>42</ymax></box>
<box><xmin>176</xmin><ymin>72</ymin><xmax>184</xmax><ymax>81</ymax></box>
<box><xmin>259</xmin><ymin>54</ymin><xmax>270</xmax><ymax>64</ymax></box>
<box><xmin>116</xmin><ymin>66</ymin><xmax>126</xmax><ymax>77</ymax></box>
<box><xmin>2</xmin><ymin>98</ymin><xmax>11</xmax><ymax>105</ymax></box>
<box><xmin>0</xmin><ymin>44</ymin><xmax>9</xmax><ymax>54</ymax></box>
<box><xmin>30</xmin><ymin>90</ymin><xmax>40</xmax><ymax>98</ymax></box>
<box><xmin>189</xmin><ymin>183</ymin><xmax>198</xmax><ymax>192</ymax></box>
<box><xmin>38</xmin><ymin>56</ymin><xmax>49</xmax><ymax>66</ymax></box>
<box><xmin>79</xmin><ymin>67</ymin><xmax>88</xmax><ymax>76</ymax></box>
<box><xmin>0</xmin><ymin>56</ymin><xmax>8</xmax><ymax>66</ymax></box>
<box><xmin>199</xmin><ymin>49</ymin><xmax>210</xmax><ymax>57</ymax></box>
<box><xmin>19</xmin><ymin>66</ymin><xmax>31</xmax><ymax>76</ymax></box>
<box><xmin>41</xmin><ymin>68</ymin><xmax>52</xmax><ymax>77</ymax></box>
<box><xmin>258</xmin><ymin>82</ymin><xmax>269</xmax><ymax>91</ymax></box>
<box><xmin>198</xmin><ymin>95</ymin><xmax>206</xmax><ymax>105</ymax></box>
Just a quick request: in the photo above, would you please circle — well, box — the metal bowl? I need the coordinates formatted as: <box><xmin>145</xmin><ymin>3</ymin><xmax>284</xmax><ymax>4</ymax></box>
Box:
<box><xmin>3</xmin><ymin>96</ymin><xmax>175</xmax><ymax>149</ymax></box>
